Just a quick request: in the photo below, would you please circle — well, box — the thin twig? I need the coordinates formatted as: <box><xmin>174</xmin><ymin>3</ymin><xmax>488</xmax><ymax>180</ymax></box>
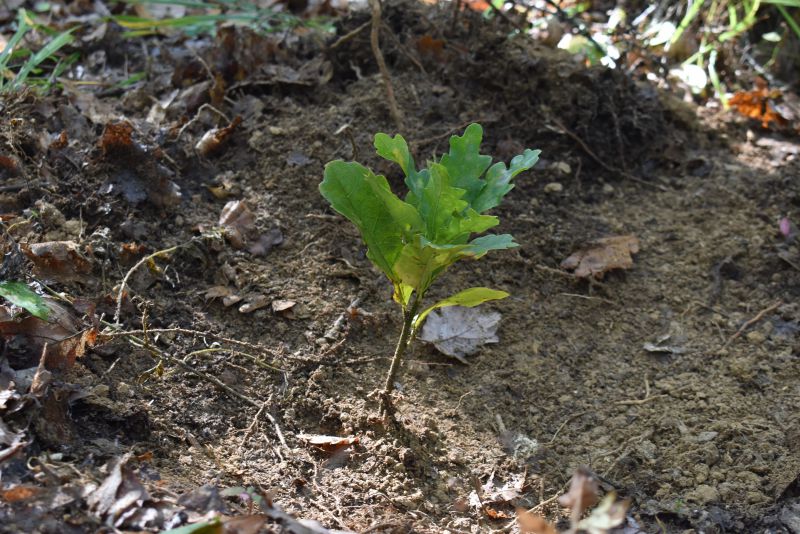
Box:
<box><xmin>723</xmin><ymin>300</ymin><xmax>781</xmax><ymax>347</ymax></box>
<box><xmin>368</xmin><ymin>0</ymin><xmax>403</xmax><ymax>129</ymax></box>
<box><xmin>114</xmin><ymin>241</ymin><xmax>196</xmax><ymax>325</ymax></box>
<box><xmin>558</xmin><ymin>292</ymin><xmax>616</xmax><ymax>305</ymax></box>
<box><xmin>328</xmin><ymin>20</ymin><xmax>371</xmax><ymax>50</ymax></box>
<box><xmin>176</xmin><ymin>103</ymin><xmax>231</xmax><ymax>140</ymax></box>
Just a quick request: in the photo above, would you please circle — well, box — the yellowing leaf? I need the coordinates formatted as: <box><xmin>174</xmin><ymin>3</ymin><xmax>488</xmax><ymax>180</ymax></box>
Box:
<box><xmin>415</xmin><ymin>287</ymin><xmax>509</xmax><ymax>328</ymax></box>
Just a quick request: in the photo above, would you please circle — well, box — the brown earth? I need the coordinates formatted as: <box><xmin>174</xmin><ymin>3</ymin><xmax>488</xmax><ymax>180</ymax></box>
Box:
<box><xmin>1</xmin><ymin>2</ymin><xmax>799</xmax><ymax>532</ymax></box>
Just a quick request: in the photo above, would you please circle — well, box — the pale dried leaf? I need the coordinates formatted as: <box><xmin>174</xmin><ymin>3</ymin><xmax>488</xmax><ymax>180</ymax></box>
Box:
<box><xmin>558</xmin><ymin>468</ymin><xmax>598</xmax><ymax>516</ymax></box>
<box><xmin>576</xmin><ymin>492</ymin><xmax>630</xmax><ymax>534</ymax></box>
<box><xmin>419</xmin><ymin>306</ymin><xmax>502</xmax><ymax>363</ymax></box>
<box><xmin>560</xmin><ymin>235</ymin><xmax>640</xmax><ymax>279</ymax></box>
<box><xmin>516</xmin><ymin>508</ymin><xmax>558</xmax><ymax>534</ymax></box>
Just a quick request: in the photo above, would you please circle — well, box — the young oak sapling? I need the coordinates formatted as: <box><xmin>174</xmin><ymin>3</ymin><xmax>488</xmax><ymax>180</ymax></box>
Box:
<box><xmin>319</xmin><ymin>123</ymin><xmax>539</xmax><ymax>415</ymax></box>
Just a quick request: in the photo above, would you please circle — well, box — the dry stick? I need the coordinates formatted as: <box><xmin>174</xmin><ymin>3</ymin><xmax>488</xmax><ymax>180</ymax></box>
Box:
<box><xmin>113</xmin><ymin>242</ymin><xmax>193</xmax><ymax>325</ymax></box>
<box><xmin>368</xmin><ymin>0</ymin><xmax>403</xmax><ymax>130</ymax></box>
<box><xmin>328</xmin><ymin>20</ymin><xmax>371</xmax><ymax>50</ymax></box>
<box><xmin>723</xmin><ymin>300</ymin><xmax>782</xmax><ymax>348</ymax></box>
<box><xmin>549</xmin><ymin>118</ymin><xmax>667</xmax><ymax>192</ymax></box>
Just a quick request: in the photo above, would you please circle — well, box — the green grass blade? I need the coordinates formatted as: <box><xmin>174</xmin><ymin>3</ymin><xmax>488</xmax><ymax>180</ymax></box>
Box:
<box><xmin>9</xmin><ymin>26</ymin><xmax>75</xmax><ymax>91</ymax></box>
<box><xmin>671</xmin><ymin>0</ymin><xmax>707</xmax><ymax>46</ymax></box>
<box><xmin>0</xmin><ymin>11</ymin><xmax>32</xmax><ymax>72</ymax></box>
<box><xmin>775</xmin><ymin>5</ymin><xmax>800</xmax><ymax>39</ymax></box>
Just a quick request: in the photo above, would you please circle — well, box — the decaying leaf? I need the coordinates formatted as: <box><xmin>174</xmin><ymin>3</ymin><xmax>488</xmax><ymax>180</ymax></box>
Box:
<box><xmin>272</xmin><ymin>300</ymin><xmax>296</xmax><ymax>314</ymax></box>
<box><xmin>728</xmin><ymin>78</ymin><xmax>790</xmax><ymax>129</ymax></box>
<box><xmin>419</xmin><ymin>306</ymin><xmax>502</xmax><ymax>363</ymax></box>
<box><xmin>558</xmin><ymin>467</ymin><xmax>599</xmax><ymax>516</ymax></box>
<box><xmin>248</xmin><ymin>227</ymin><xmax>283</xmax><ymax>257</ymax></box>
<box><xmin>195</xmin><ymin>116</ymin><xmax>243</xmax><ymax>157</ymax></box>
<box><xmin>20</xmin><ymin>241</ymin><xmax>93</xmax><ymax>283</ymax></box>
<box><xmin>560</xmin><ymin>235</ymin><xmax>640</xmax><ymax>279</ymax></box>
<box><xmin>576</xmin><ymin>492</ymin><xmax>630</xmax><ymax>534</ymax></box>
<box><xmin>219</xmin><ymin>200</ymin><xmax>255</xmax><ymax>249</ymax></box>
<box><xmin>0</xmin><ymin>298</ymin><xmax>97</xmax><ymax>371</ymax></box>
<box><xmin>516</xmin><ymin>508</ymin><xmax>558</xmax><ymax>534</ymax></box>
<box><xmin>0</xmin><ymin>484</ymin><xmax>42</xmax><ymax>503</ymax></box>
<box><xmin>87</xmin><ymin>454</ymin><xmax>168</xmax><ymax>529</ymax></box>
<box><xmin>296</xmin><ymin>434</ymin><xmax>358</xmax><ymax>454</ymax></box>
<box><xmin>238</xmin><ymin>295</ymin><xmax>269</xmax><ymax>314</ymax></box>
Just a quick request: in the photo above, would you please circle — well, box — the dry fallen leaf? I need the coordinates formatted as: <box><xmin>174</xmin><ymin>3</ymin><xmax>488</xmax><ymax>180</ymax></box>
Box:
<box><xmin>196</xmin><ymin>116</ymin><xmax>243</xmax><ymax>156</ymax></box>
<box><xmin>560</xmin><ymin>235</ymin><xmax>640</xmax><ymax>279</ymax></box>
<box><xmin>516</xmin><ymin>508</ymin><xmax>559</xmax><ymax>534</ymax></box>
<box><xmin>728</xmin><ymin>78</ymin><xmax>790</xmax><ymax>129</ymax></box>
<box><xmin>296</xmin><ymin>433</ymin><xmax>358</xmax><ymax>454</ymax></box>
<box><xmin>419</xmin><ymin>306</ymin><xmax>502</xmax><ymax>363</ymax></box>
<box><xmin>558</xmin><ymin>467</ymin><xmax>599</xmax><ymax>516</ymax></box>
<box><xmin>20</xmin><ymin>241</ymin><xmax>93</xmax><ymax>282</ymax></box>
<box><xmin>272</xmin><ymin>299</ymin><xmax>296</xmax><ymax>314</ymax></box>
<box><xmin>576</xmin><ymin>492</ymin><xmax>630</xmax><ymax>534</ymax></box>
<box><xmin>219</xmin><ymin>200</ymin><xmax>255</xmax><ymax>249</ymax></box>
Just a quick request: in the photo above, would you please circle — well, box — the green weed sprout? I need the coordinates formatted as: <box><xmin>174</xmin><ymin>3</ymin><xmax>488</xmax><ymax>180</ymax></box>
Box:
<box><xmin>0</xmin><ymin>10</ymin><xmax>76</xmax><ymax>94</ymax></box>
<box><xmin>320</xmin><ymin>124</ymin><xmax>539</xmax><ymax>415</ymax></box>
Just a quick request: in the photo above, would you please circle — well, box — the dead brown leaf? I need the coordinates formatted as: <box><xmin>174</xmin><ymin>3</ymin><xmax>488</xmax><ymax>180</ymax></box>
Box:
<box><xmin>516</xmin><ymin>508</ymin><xmax>558</xmax><ymax>534</ymax></box>
<box><xmin>219</xmin><ymin>200</ymin><xmax>255</xmax><ymax>249</ymax></box>
<box><xmin>558</xmin><ymin>467</ymin><xmax>599</xmax><ymax>516</ymax></box>
<box><xmin>195</xmin><ymin>116</ymin><xmax>243</xmax><ymax>157</ymax></box>
<box><xmin>296</xmin><ymin>433</ymin><xmax>358</xmax><ymax>454</ymax></box>
<box><xmin>0</xmin><ymin>484</ymin><xmax>42</xmax><ymax>503</ymax></box>
<box><xmin>728</xmin><ymin>78</ymin><xmax>790</xmax><ymax>129</ymax></box>
<box><xmin>560</xmin><ymin>235</ymin><xmax>640</xmax><ymax>279</ymax></box>
<box><xmin>20</xmin><ymin>241</ymin><xmax>92</xmax><ymax>282</ymax></box>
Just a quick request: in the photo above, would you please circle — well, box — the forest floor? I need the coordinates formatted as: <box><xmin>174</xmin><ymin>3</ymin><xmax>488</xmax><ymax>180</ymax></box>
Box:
<box><xmin>1</xmin><ymin>2</ymin><xmax>799</xmax><ymax>533</ymax></box>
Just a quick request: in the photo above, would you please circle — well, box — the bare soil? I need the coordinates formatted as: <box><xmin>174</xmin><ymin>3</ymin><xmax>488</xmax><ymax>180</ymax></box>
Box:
<box><xmin>1</xmin><ymin>2</ymin><xmax>799</xmax><ymax>532</ymax></box>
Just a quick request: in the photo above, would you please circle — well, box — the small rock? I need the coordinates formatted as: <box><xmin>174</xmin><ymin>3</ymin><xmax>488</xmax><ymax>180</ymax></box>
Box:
<box><xmin>687</xmin><ymin>484</ymin><xmax>719</xmax><ymax>505</ymax></box>
<box><xmin>117</xmin><ymin>382</ymin><xmax>133</xmax><ymax>398</ymax></box>
<box><xmin>544</xmin><ymin>182</ymin><xmax>563</xmax><ymax>194</ymax></box>
<box><xmin>602</xmin><ymin>183</ymin><xmax>615</xmax><ymax>194</ymax></box>
<box><xmin>695</xmin><ymin>431</ymin><xmax>718</xmax><ymax>443</ymax></box>
<box><xmin>552</xmin><ymin>161</ymin><xmax>571</xmax><ymax>174</ymax></box>
<box><xmin>63</xmin><ymin>219</ymin><xmax>83</xmax><ymax>237</ymax></box>
<box><xmin>269</xmin><ymin>126</ymin><xmax>285</xmax><ymax>135</ymax></box>
<box><xmin>746</xmin><ymin>330</ymin><xmax>766</xmax><ymax>344</ymax></box>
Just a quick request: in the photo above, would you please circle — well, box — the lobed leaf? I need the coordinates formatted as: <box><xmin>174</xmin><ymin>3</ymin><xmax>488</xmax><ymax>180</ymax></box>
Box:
<box><xmin>319</xmin><ymin>161</ymin><xmax>421</xmax><ymax>283</ymax></box>
<box><xmin>321</xmin><ymin>123</ymin><xmax>537</xmax><ymax>306</ymax></box>
<box><xmin>473</xmin><ymin>148</ymin><xmax>541</xmax><ymax>213</ymax></box>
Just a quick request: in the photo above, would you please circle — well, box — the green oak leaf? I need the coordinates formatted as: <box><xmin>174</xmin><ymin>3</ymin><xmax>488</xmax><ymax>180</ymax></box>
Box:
<box><xmin>439</xmin><ymin>123</ymin><xmax>492</xmax><ymax>205</ymax></box>
<box><xmin>320</xmin><ymin>161</ymin><xmax>422</xmax><ymax>283</ymax></box>
<box><xmin>0</xmin><ymin>281</ymin><xmax>50</xmax><ymax>320</ymax></box>
<box><xmin>473</xmin><ymin>148</ymin><xmax>541</xmax><ymax>213</ymax></box>
<box><xmin>414</xmin><ymin>287</ymin><xmax>509</xmax><ymax>328</ymax></box>
<box><xmin>374</xmin><ymin>132</ymin><xmax>428</xmax><ymax>199</ymax></box>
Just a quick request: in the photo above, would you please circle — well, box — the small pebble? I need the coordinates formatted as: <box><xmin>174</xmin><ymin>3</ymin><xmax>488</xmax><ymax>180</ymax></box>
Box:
<box><xmin>117</xmin><ymin>382</ymin><xmax>133</xmax><ymax>398</ymax></box>
<box><xmin>746</xmin><ymin>330</ymin><xmax>766</xmax><ymax>344</ymax></box>
<box><xmin>544</xmin><ymin>182</ymin><xmax>563</xmax><ymax>194</ymax></box>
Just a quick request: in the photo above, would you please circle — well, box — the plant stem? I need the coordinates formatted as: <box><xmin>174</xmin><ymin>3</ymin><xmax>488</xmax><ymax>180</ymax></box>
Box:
<box><xmin>380</xmin><ymin>298</ymin><xmax>419</xmax><ymax>415</ymax></box>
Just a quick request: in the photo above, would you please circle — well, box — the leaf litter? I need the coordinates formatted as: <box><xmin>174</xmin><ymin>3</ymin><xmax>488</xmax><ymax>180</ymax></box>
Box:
<box><xmin>419</xmin><ymin>305</ymin><xmax>502</xmax><ymax>363</ymax></box>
